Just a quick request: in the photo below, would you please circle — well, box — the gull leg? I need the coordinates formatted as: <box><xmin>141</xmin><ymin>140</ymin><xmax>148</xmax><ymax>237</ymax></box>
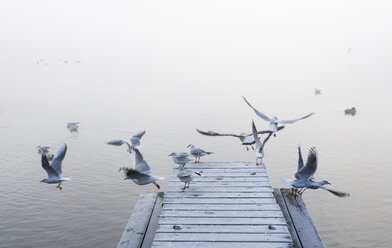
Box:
<box><xmin>256</xmin><ymin>158</ymin><xmax>259</xmax><ymax>166</ymax></box>
<box><xmin>299</xmin><ymin>188</ymin><xmax>307</xmax><ymax>195</ymax></box>
<box><xmin>246</xmin><ymin>146</ymin><xmax>249</xmax><ymax>151</ymax></box>
<box><xmin>251</xmin><ymin>144</ymin><xmax>254</xmax><ymax>150</ymax></box>
<box><xmin>56</xmin><ymin>182</ymin><xmax>62</xmax><ymax>190</ymax></box>
<box><xmin>152</xmin><ymin>181</ymin><xmax>160</xmax><ymax>189</ymax></box>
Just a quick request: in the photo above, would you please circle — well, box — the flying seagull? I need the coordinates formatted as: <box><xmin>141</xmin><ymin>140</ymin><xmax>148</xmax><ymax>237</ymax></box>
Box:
<box><xmin>252</xmin><ymin>121</ymin><xmax>273</xmax><ymax>166</ymax></box>
<box><xmin>119</xmin><ymin>147</ymin><xmax>164</xmax><ymax>189</ymax></box>
<box><xmin>243</xmin><ymin>96</ymin><xmax>314</xmax><ymax>136</ymax></box>
<box><xmin>37</xmin><ymin>146</ymin><xmax>54</xmax><ymax>161</ymax></box>
<box><xmin>106</xmin><ymin>130</ymin><xmax>146</xmax><ymax>153</ymax></box>
<box><xmin>169</xmin><ymin>152</ymin><xmax>194</xmax><ymax>166</ymax></box>
<box><xmin>314</xmin><ymin>89</ymin><xmax>321</xmax><ymax>95</ymax></box>
<box><xmin>281</xmin><ymin>147</ymin><xmax>350</xmax><ymax>198</ymax></box>
<box><xmin>187</xmin><ymin>144</ymin><xmax>213</xmax><ymax>163</ymax></box>
<box><xmin>197</xmin><ymin>126</ymin><xmax>285</xmax><ymax>151</ymax></box>
<box><xmin>40</xmin><ymin>143</ymin><xmax>71</xmax><ymax>190</ymax></box>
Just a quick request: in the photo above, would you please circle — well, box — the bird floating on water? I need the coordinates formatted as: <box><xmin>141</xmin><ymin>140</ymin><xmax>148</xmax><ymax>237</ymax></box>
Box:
<box><xmin>67</xmin><ymin>122</ymin><xmax>79</xmax><ymax>133</ymax></box>
<box><xmin>251</xmin><ymin>120</ymin><xmax>273</xmax><ymax>166</ymax></box>
<box><xmin>281</xmin><ymin>146</ymin><xmax>350</xmax><ymax>198</ymax></box>
<box><xmin>197</xmin><ymin>126</ymin><xmax>285</xmax><ymax>151</ymax></box>
<box><xmin>243</xmin><ymin>96</ymin><xmax>314</xmax><ymax>136</ymax></box>
<box><xmin>119</xmin><ymin>147</ymin><xmax>164</xmax><ymax>189</ymax></box>
<box><xmin>106</xmin><ymin>130</ymin><xmax>146</xmax><ymax>153</ymax></box>
<box><xmin>344</xmin><ymin>107</ymin><xmax>357</xmax><ymax>116</ymax></box>
<box><xmin>187</xmin><ymin>144</ymin><xmax>213</xmax><ymax>163</ymax></box>
<box><xmin>40</xmin><ymin>143</ymin><xmax>71</xmax><ymax>190</ymax></box>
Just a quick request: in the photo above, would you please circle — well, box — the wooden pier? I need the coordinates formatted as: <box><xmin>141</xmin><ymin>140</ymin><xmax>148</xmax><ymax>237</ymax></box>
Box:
<box><xmin>117</xmin><ymin>162</ymin><xmax>325</xmax><ymax>248</ymax></box>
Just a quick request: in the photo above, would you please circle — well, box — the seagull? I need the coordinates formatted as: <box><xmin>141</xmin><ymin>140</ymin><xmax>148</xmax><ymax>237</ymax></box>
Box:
<box><xmin>67</xmin><ymin>122</ymin><xmax>79</xmax><ymax>132</ymax></box>
<box><xmin>344</xmin><ymin>107</ymin><xmax>357</xmax><ymax>116</ymax></box>
<box><xmin>187</xmin><ymin>144</ymin><xmax>213</xmax><ymax>163</ymax></box>
<box><xmin>252</xmin><ymin>121</ymin><xmax>273</xmax><ymax>166</ymax></box>
<box><xmin>40</xmin><ymin>143</ymin><xmax>71</xmax><ymax>190</ymax></box>
<box><xmin>314</xmin><ymin>89</ymin><xmax>321</xmax><ymax>95</ymax></box>
<box><xmin>106</xmin><ymin>130</ymin><xmax>146</xmax><ymax>153</ymax></box>
<box><xmin>169</xmin><ymin>152</ymin><xmax>194</xmax><ymax>166</ymax></box>
<box><xmin>281</xmin><ymin>147</ymin><xmax>350</xmax><ymax>198</ymax></box>
<box><xmin>37</xmin><ymin>146</ymin><xmax>54</xmax><ymax>161</ymax></box>
<box><xmin>197</xmin><ymin>126</ymin><xmax>285</xmax><ymax>151</ymax></box>
<box><xmin>243</xmin><ymin>96</ymin><xmax>314</xmax><ymax>136</ymax></box>
<box><xmin>119</xmin><ymin>147</ymin><xmax>164</xmax><ymax>189</ymax></box>
<box><xmin>176</xmin><ymin>165</ymin><xmax>200</xmax><ymax>189</ymax></box>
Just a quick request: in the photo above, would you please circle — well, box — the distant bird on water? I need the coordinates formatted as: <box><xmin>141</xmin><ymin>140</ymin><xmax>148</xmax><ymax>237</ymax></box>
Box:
<box><xmin>67</xmin><ymin>122</ymin><xmax>79</xmax><ymax>133</ymax></box>
<box><xmin>169</xmin><ymin>152</ymin><xmax>194</xmax><ymax>166</ymax></box>
<box><xmin>243</xmin><ymin>96</ymin><xmax>314</xmax><ymax>136</ymax></box>
<box><xmin>187</xmin><ymin>144</ymin><xmax>213</xmax><ymax>163</ymax></box>
<box><xmin>119</xmin><ymin>147</ymin><xmax>164</xmax><ymax>189</ymax></box>
<box><xmin>40</xmin><ymin>143</ymin><xmax>71</xmax><ymax>190</ymax></box>
<box><xmin>197</xmin><ymin>126</ymin><xmax>285</xmax><ymax>151</ymax></box>
<box><xmin>106</xmin><ymin>130</ymin><xmax>146</xmax><ymax>153</ymax></box>
<box><xmin>251</xmin><ymin>121</ymin><xmax>273</xmax><ymax>166</ymax></box>
<box><xmin>281</xmin><ymin>146</ymin><xmax>350</xmax><ymax>198</ymax></box>
<box><xmin>314</xmin><ymin>89</ymin><xmax>321</xmax><ymax>95</ymax></box>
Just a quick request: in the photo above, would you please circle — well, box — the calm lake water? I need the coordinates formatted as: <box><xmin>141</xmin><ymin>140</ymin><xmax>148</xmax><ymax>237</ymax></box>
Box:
<box><xmin>1</xmin><ymin>1</ymin><xmax>392</xmax><ymax>247</ymax></box>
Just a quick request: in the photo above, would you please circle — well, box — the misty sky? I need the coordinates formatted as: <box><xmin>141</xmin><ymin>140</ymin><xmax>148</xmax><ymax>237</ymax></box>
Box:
<box><xmin>0</xmin><ymin>1</ymin><xmax>391</xmax><ymax>120</ymax></box>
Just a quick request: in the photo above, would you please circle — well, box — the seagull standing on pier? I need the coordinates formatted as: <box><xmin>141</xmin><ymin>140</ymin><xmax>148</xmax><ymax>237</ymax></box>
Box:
<box><xmin>242</xmin><ymin>96</ymin><xmax>314</xmax><ymax>136</ymax></box>
<box><xmin>196</xmin><ymin>127</ymin><xmax>284</xmax><ymax>151</ymax></box>
<box><xmin>40</xmin><ymin>143</ymin><xmax>71</xmax><ymax>190</ymax></box>
<box><xmin>187</xmin><ymin>144</ymin><xmax>213</xmax><ymax>163</ymax></box>
<box><xmin>169</xmin><ymin>152</ymin><xmax>194</xmax><ymax>166</ymax></box>
<box><xmin>251</xmin><ymin>121</ymin><xmax>273</xmax><ymax>166</ymax></box>
<box><xmin>106</xmin><ymin>130</ymin><xmax>146</xmax><ymax>153</ymax></box>
<box><xmin>119</xmin><ymin>147</ymin><xmax>164</xmax><ymax>189</ymax></box>
<box><xmin>176</xmin><ymin>165</ymin><xmax>201</xmax><ymax>189</ymax></box>
<box><xmin>281</xmin><ymin>147</ymin><xmax>350</xmax><ymax>197</ymax></box>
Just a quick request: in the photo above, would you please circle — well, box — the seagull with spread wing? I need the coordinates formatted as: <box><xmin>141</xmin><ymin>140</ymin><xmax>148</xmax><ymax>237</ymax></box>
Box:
<box><xmin>243</xmin><ymin>96</ymin><xmax>314</xmax><ymax>136</ymax></box>
<box><xmin>67</xmin><ymin>122</ymin><xmax>79</xmax><ymax>132</ymax></box>
<box><xmin>106</xmin><ymin>130</ymin><xmax>146</xmax><ymax>153</ymax></box>
<box><xmin>281</xmin><ymin>146</ymin><xmax>350</xmax><ymax>198</ymax></box>
<box><xmin>197</xmin><ymin>126</ymin><xmax>284</xmax><ymax>151</ymax></box>
<box><xmin>252</xmin><ymin>121</ymin><xmax>273</xmax><ymax>166</ymax></box>
<box><xmin>119</xmin><ymin>147</ymin><xmax>164</xmax><ymax>189</ymax></box>
<box><xmin>40</xmin><ymin>143</ymin><xmax>71</xmax><ymax>190</ymax></box>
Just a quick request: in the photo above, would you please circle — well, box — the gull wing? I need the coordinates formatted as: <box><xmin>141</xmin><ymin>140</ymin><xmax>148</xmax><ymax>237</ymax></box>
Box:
<box><xmin>295</xmin><ymin>147</ymin><xmax>318</xmax><ymax>180</ymax></box>
<box><xmin>297</xmin><ymin>146</ymin><xmax>304</xmax><ymax>173</ymax></box>
<box><xmin>197</xmin><ymin>129</ymin><xmax>241</xmax><ymax>138</ymax></box>
<box><xmin>131</xmin><ymin>148</ymin><xmax>152</xmax><ymax>174</ymax></box>
<box><xmin>131</xmin><ymin>130</ymin><xmax>146</xmax><ymax>148</ymax></box>
<box><xmin>119</xmin><ymin>167</ymin><xmax>148</xmax><ymax>179</ymax></box>
<box><xmin>251</xmin><ymin>120</ymin><xmax>261</xmax><ymax>147</ymax></box>
<box><xmin>256</xmin><ymin>125</ymin><xmax>285</xmax><ymax>135</ymax></box>
<box><xmin>106</xmin><ymin>139</ymin><xmax>131</xmax><ymax>149</ymax></box>
<box><xmin>242</xmin><ymin>96</ymin><xmax>272</xmax><ymax>122</ymax></box>
<box><xmin>50</xmin><ymin>143</ymin><xmax>67</xmax><ymax>175</ymax></box>
<box><xmin>41</xmin><ymin>154</ymin><xmax>59</xmax><ymax>178</ymax></box>
<box><xmin>278</xmin><ymin>112</ymin><xmax>315</xmax><ymax>124</ymax></box>
<box><xmin>260</xmin><ymin>132</ymin><xmax>273</xmax><ymax>151</ymax></box>
<box><xmin>320</xmin><ymin>186</ymin><xmax>350</xmax><ymax>197</ymax></box>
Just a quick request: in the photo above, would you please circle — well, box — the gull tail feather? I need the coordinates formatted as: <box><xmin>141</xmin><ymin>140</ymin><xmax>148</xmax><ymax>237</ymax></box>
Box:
<box><xmin>281</xmin><ymin>178</ymin><xmax>295</xmax><ymax>186</ymax></box>
<box><xmin>61</xmin><ymin>177</ymin><xmax>72</xmax><ymax>181</ymax></box>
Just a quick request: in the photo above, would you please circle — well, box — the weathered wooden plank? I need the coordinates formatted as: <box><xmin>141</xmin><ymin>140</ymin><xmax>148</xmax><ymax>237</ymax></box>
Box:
<box><xmin>169</xmin><ymin>179</ymin><xmax>271</xmax><ymax>184</ymax></box>
<box><xmin>169</xmin><ymin>176</ymin><xmax>270</xmax><ymax>182</ymax></box>
<box><xmin>159</xmin><ymin>210</ymin><xmax>283</xmax><ymax>218</ymax></box>
<box><xmin>153</xmin><ymin>232</ymin><xmax>292</xmax><ymax>242</ymax></box>
<box><xmin>152</xmin><ymin>242</ymin><xmax>294</xmax><ymax>248</ymax></box>
<box><xmin>172</xmin><ymin>168</ymin><xmax>267</xmax><ymax>173</ymax></box>
<box><xmin>162</xmin><ymin>203</ymin><xmax>281</xmax><ymax>211</ymax></box>
<box><xmin>117</xmin><ymin>192</ymin><xmax>158</xmax><ymax>248</ymax></box>
<box><xmin>158</xmin><ymin>217</ymin><xmax>287</xmax><ymax>225</ymax></box>
<box><xmin>179</xmin><ymin>162</ymin><xmax>262</xmax><ymax>168</ymax></box>
<box><xmin>171</xmin><ymin>171</ymin><xmax>267</xmax><ymax>177</ymax></box>
<box><xmin>166</xmin><ymin>186</ymin><xmax>272</xmax><ymax>192</ymax></box>
<box><xmin>141</xmin><ymin>192</ymin><xmax>164</xmax><ymax>248</ymax></box>
<box><xmin>155</xmin><ymin>224</ymin><xmax>289</xmax><ymax>233</ymax></box>
<box><xmin>163</xmin><ymin>192</ymin><xmax>274</xmax><ymax>198</ymax></box>
<box><xmin>163</xmin><ymin>198</ymin><xmax>276</xmax><ymax>204</ymax></box>
<box><xmin>274</xmin><ymin>188</ymin><xmax>302</xmax><ymax>248</ymax></box>
<box><xmin>281</xmin><ymin>188</ymin><xmax>326</xmax><ymax>248</ymax></box>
